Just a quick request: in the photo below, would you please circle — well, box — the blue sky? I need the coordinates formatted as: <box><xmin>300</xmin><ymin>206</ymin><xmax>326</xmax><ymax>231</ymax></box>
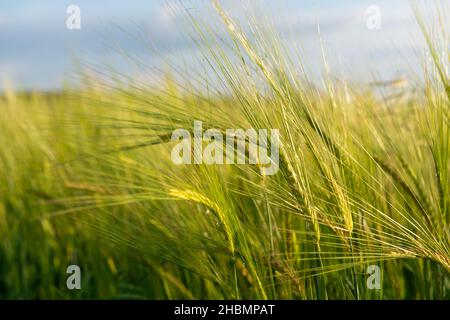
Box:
<box><xmin>0</xmin><ymin>0</ymin><xmax>436</xmax><ymax>91</ymax></box>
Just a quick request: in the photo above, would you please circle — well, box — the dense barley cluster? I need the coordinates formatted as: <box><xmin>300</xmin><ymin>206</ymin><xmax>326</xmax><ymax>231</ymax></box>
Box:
<box><xmin>0</xmin><ymin>2</ymin><xmax>448</xmax><ymax>299</ymax></box>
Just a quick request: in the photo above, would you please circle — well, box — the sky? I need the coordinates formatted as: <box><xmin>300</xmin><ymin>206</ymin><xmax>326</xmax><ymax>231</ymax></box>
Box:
<box><xmin>0</xmin><ymin>0</ymin><xmax>439</xmax><ymax>92</ymax></box>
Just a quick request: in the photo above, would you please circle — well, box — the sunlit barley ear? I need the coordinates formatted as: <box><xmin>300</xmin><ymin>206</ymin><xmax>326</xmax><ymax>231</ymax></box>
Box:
<box><xmin>366</xmin><ymin>5</ymin><xmax>381</xmax><ymax>30</ymax></box>
<box><xmin>66</xmin><ymin>5</ymin><xmax>81</xmax><ymax>30</ymax></box>
<box><xmin>3</xmin><ymin>0</ymin><xmax>450</xmax><ymax>300</ymax></box>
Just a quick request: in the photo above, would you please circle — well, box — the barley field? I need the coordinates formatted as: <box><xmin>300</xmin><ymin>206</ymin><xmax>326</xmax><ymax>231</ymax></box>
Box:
<box><xmin>0</xmin><ymin>1</ymin><xmax>449</xmax><ymax>299</ymax></box>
